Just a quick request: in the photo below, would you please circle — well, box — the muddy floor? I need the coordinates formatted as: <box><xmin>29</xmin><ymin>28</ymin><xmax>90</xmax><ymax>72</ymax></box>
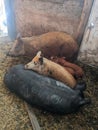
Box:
<box><xmin>0</xmin><ymin>42</ymin><xmax>98</xmax><ymax>130</ymax></box>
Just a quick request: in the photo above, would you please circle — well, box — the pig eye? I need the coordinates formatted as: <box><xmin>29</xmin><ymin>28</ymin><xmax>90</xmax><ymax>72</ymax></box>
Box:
<box><xmin>34</xmin><ymin>61</ymin><xmax>37</xmax><ymax>65</ymax></box>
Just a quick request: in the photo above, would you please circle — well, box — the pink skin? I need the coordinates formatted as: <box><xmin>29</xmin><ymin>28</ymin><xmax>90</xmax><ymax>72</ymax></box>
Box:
<box><xmin>25</xmin><ymin>51</ymin><xmax>77</xmax><ymax>88</ymax></box>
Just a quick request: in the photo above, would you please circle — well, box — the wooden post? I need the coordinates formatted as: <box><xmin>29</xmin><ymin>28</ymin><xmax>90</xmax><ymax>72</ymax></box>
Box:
<box><xmin>4</xmin><ymin>0</ymin><xmax>17</xmax><ymax>40</ymax></box>
<box><xmin>75</xmin><ymin>0</ymin><xmax>94</xmax><ymax>44</ymax></box>
<box><xmin>78</xmin><ymin>0</ymin><xmax>98</xmax><ymax>67</ymax></box>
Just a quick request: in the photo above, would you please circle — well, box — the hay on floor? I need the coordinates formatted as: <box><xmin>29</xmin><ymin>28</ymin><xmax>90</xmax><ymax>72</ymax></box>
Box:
<box><xmin>0</xmin><ymin>42</ymin><xmax>98</xmax><ymax>130</ymax></box>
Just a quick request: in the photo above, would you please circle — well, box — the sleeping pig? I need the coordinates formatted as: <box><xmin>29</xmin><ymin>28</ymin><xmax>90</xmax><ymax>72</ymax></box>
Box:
<box><xmin>25</xmin><ymin>51</ymin><xmax>77</xmax><ymax>88</ymax></box>
<box><xmin>4</xmin><ymin>64</ymin><xmax>91</xmax><ymax>114</ymax></box>
<box><xmin>50</xmin><ymin>56</ymin><xmax>84</xmax><ymax>78</ymax></box>
<box><xmin>8</xmin><ymin>31</ymin><xmax>78</xmax><ymax>61</ymax></box>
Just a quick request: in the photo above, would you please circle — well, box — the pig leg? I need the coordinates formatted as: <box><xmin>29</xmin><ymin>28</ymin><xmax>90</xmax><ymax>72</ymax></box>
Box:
<box><xmin>74</xmin><ymin>89</ymin><xmax>84</xmax><ymax>99</ymax></box>
<box><xmin>74</xmin><ymin>81</ymin><xmax>87</xmax><ymax>98</ymax></box>
<box><xmin>74</xmin><ymin>81</ymin><xmax>86</xmax><ymax>91</ymax></box>
<box><xmin>79</xmin><ymin>98</ymin><xmax>91</xmax><ymax>107</ymax></box>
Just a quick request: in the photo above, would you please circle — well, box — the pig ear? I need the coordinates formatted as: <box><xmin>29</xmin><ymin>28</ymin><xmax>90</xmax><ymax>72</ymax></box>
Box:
<box><xmin>37</xmin><ymin>51</ymin><xmax>42</xmax><ymax>58</ymax></box>
<box><xmin>37</xmin><ymin>51</ymin><xmax>43</xmax><ymax>65</ymax></box>
<box><xmin>39</xmin><ymin>57</ymin><xmax>43</xmax><ymax>65</ymax></box>
<box><xmin>16</xmin><ymin>33</ymin><xmax>23</xmax><ymax>43</ymax></box>
<box><xmin>16</xmin><ymin>33</ymin><xmax>21</xmax><ymax>39</ymax></box>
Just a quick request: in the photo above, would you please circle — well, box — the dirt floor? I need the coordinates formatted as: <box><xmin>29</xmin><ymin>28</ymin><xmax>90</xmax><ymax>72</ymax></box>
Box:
<box><xmin>0</xmin><ymin>41</ymin><xmax>98</xmax><ymax>130</ymax></box>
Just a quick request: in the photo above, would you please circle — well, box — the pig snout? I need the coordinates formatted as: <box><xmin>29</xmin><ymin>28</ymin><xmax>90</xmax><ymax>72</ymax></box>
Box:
<box><xmin>7</xmin><ymin>49</ymin><xmax>25</xmax><ymax>57</ymax></box>
<box><xmin>7</xmin><ymin>40</ymin><xmax>25</xmax><ymax>57</ymax></box>
<box><xmin>7</xmin><ymin>50</ymin><xmax>17</xmax><ymax>57</ymax></box>
<box><xmin>25</xmin><ymin>62</ymin><xmax>35</xmax><ymax>70</ymax></box>
<box><xmin>25</xmin><ymin>64</ymin><xmax>29</xmax><ymax>69</ymax></box>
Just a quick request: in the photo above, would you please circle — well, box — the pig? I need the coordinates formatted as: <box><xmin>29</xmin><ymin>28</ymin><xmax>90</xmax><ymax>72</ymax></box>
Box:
<box><xmin>8</xmin><ymin>31</ymin><xmax>78</xmax><ymax>61</ymax></box>
<box><xmin>25</xmin><ymin>51</ymin><xmax>77</xmax><ymax>88</ymax></box>
<box><xmin>58</xmin><ymin>66</ymin><xmax>75</xmax><ymax>77</ymax></box>
<box><xmin>50</xmin><ymin>56</ymin><xmax>84</xmax><ymax>78</ymax></box>
<box><xmin>4</xmin><ymin>64</ymin><xmax>91</xmax><ymax>114</ymax></box>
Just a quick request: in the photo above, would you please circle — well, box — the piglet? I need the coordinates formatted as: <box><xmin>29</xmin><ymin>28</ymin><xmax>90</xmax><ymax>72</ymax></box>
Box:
<box><xmin>50</xmin><ymin>56</ymin><xmax>84</xmax><ymax>78</ymax></box>
<box><xmin>25</xmin><ymin>51</ymin><xmax>77</xmax><ymax>88</ymax></box>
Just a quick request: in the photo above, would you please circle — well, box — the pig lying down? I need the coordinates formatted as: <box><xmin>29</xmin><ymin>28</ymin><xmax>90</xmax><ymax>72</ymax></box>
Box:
<box><xmin>4</xmin><ymin>64</ymin><xmax>91</xmax><ymax>114</ymax></box>
<box><xmin>8</xmin><ymin>31</ymin><xmax>78</xmax><ymax>61</ymax></box>
<box><xmin>50</xmin><ymin>56</ymin><xmax>84</xmax><ymax>78</ymax></box>
<box><xmin>25</xmin><ymin>51</ymin><xmax>77</xmax><ymax>88</ymax></box>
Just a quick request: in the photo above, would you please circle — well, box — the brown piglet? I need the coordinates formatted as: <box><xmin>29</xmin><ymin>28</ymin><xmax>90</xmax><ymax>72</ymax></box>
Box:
<box><xmin>50</xmin><ymin>56</ymin><xmax>84</xmax><ymax>78</ymax></box>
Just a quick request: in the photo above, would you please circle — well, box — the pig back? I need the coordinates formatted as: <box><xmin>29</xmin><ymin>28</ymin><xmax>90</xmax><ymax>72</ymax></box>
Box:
<box><xmin>4</xmin><ymin>64</ymin><xmax>82</xmax><ymax>114</ymax></box>
<box><xmin>22</xmin><ymin>32</ymin><xmax>78</xmax><ymax>61</ymax></box>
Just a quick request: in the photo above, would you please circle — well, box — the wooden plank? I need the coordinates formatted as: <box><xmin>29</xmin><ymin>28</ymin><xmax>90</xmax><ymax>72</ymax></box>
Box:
<box><xmin>13</xmin><ymin>0</ymin><xmax>84</xmax><ymax>37</ymax></box>
<box><xmin>25</xmin><ymin>103</ymin><xmax>41</xmax><ymax>130</ymax></box>
<box><xmin>78</xmin><ymin>0</ymin><xmax>98</xmax><ymax>67</ymax></box>
<box><xmin>75</xmin><ymin>0</ymin><xmax>94</xmax><ymax>44</ymax></box>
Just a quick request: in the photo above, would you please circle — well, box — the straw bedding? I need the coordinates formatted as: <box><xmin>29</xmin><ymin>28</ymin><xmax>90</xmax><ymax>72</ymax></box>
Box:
<box><xmin>0</xmin><ymin>42</ymin><xmax>98</xmax><ymax>130</ymax></box>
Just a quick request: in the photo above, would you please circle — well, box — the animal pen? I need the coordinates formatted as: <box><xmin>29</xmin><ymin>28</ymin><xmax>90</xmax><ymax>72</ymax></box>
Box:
<box><xmin>0</xmin><ymin>0</ymin><xmax>98</xmax><ymax>130</ymax></box>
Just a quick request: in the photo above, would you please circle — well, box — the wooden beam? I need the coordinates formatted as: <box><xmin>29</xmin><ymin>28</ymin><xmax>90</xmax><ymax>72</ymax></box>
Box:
<box><xmin>25</xmin><ymin>103</ymin><xmax>41</xmax><ymax>130</ymax></box>
<box><xmin>75</xmin><ymin>0</ymin><xmax>94</xmax><ymax>44</ymax></box>
<box><xmin>4</xmin><ymin>0</ymin><xmax>17</xmax><ymax>40</ymax></box>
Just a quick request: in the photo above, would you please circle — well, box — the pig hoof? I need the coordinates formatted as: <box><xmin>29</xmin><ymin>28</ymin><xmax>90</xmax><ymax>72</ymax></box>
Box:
<box><xmin>79</xmin><ymin>98</ymin><xmax>91</xmax><ymax>107</ymax></box>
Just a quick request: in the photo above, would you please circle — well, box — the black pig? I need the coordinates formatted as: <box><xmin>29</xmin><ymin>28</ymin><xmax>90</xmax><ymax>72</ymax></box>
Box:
<box><xmin>4</xmin><ymin>65</ymin><xmax>91</xmax><ymax>114</ymax></box>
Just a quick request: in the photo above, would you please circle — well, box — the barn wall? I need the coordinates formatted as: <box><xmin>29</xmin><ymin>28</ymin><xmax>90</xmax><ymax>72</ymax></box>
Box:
<box><xmin>78</xmin><ymin>0</ymin><xmax>98</xmax><ymax>67</ymax></box>
<box><xmin>13</xmin><ymin>0</ymin><xmax>84</xmax><ymax>38</ymax></box>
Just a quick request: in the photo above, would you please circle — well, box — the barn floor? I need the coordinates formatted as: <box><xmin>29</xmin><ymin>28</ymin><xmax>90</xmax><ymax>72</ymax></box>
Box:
<box><xmin>0</xmin><ymin>41</ymin><xmax>98</xmax><ymax>130</ymax></box>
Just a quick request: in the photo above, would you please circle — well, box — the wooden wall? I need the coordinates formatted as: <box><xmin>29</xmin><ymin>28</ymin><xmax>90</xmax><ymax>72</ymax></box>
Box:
<box><xmin>13</xmin><ymin>0</ymin><xmax>84</xmax><ymax>38</ymax></box>
<box><xmin>78</xmin><ymin>0</ymin><xmax>98</xmax><ymax>67</ymax></box>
